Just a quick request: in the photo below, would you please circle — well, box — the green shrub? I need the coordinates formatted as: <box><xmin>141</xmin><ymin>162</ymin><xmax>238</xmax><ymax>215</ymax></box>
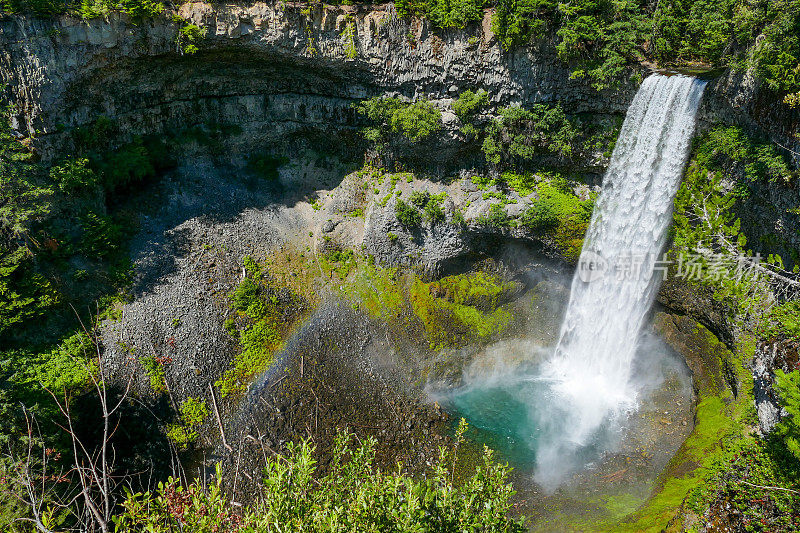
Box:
<box><xmin>407</xmin><ymin>190</ymin><xmax>448</xmax><ymax>224</ymax></box>
<box><xmin>693</xmin><ymin>126</ymin><xmax>794</xmax><ymax>185</ymax></box>
<box><xmin>355</xmin><ymin>97</ymin><xmax>442</xmax><ymax>144</ymax></box>
<box><xmin>453</xmin><ymin>89</ymin><xmax>489</xmax><ymax>118</ymax></box>
<box><xmin>141</xmin><ymin>354</ymin><xmax>167</xmax><ymax>394</ymax></box>
<box><xmin>80</xmin><ymin>212</ymin><xmax>124</xmax><ymax>259</ymax></box>
<box><xmin>389</xmin><ymin>100</ymin><xmax>443</xmax><ymax>142</ymax></box>
<box><xmin>13</xmin><ymin>331</ymin><xmax>99</xmax><ymax>395</ymax></box>
<box><xmin>166</xmin><ymin>397</ymin><xmax>210</xmax><ymax>450</ymax></box>
<box><xmin>520</xmin><ymin>180</ymin><xmax>593</xmax><ymax>261</ymax></box>
<box><xmin>395</xmin><ymin>198</ymin><xmax>422</xmax><ymax>228</ymax></box>
<box><xmin>482</xmin><ymin>104</ymin><xmax>577</xmax><ymax>167</ymax></box>
<box><xmin>476</xmin><ymin>203</ymin><xmax>510</xmax><ymax>228</ymax></box>
<box><xmin>395</xmin><ymin>0</ymin><xmax>485</xmax><ymax>28</ymax></box>
<box><xmin>761</xmin><ymin>301</ymin><xmax>800</xmax><ymax>341</ymax></box>
<box><xmin>178</xmin><ymin>23</ymin><xmax>206</xmax><ymax>55</ymax></box>
<box><xmin>115</xmin><ymin>424</ymin><xmax>526</xmax><ymax>531</ymax></box>
<box><xmin>2</xmin><ymin>0</ymin><xmax>165</xmax><ymax>18</ymax></box>
<box><xmin>774</xmin><ymin>369</ymin><xmax>800</xmax><ymax>466</ymax></box>
<box><xmin>49</xmin><ymin>157</ymin><xmax>99</xmax><ymax>193</ymax></box>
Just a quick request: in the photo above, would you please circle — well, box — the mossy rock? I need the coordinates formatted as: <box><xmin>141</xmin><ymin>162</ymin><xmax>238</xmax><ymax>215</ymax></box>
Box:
<box><xmin>652</xmin><ymin>311</ymin><xmax>738</xmax><ymax>398</ymax></box>
<box><xmin>410</xmin><ymin>272</ymin><xmax>520</xmax><ymax>348</ymax></box>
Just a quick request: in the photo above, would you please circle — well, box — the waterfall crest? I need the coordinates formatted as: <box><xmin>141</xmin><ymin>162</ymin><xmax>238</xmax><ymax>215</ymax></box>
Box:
<box><xmin>540</xmin><ymin>74</ymin><xmax>707</xmax><ymax>465</ymax></box>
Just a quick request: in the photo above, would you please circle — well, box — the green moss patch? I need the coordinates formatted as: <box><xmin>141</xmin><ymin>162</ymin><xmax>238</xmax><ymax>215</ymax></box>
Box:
<box><xmin>409</xmin><ymin>272</ymin><xmax>518</xmax><ymax>350</ymax></box>
<box><xmin>217</xmin><ymin>257</ymin><xmax>308</xmax><ymax>398</ymax></box>
<box><xmin>520</xmin><ymin>180</ymin><xmax>593</xmax><ymax>263</ymax></box>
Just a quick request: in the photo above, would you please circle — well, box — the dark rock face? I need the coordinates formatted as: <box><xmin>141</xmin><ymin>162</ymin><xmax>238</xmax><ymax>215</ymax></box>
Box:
<box><xmin>656</xmin><ymin>277</ymin><xmax>733</xmax><ymax>347</ymax></box>
<box><xmin>700</xmin><ymin>68</ymin><xmax>800</xmax><ymax>169</ymax></box>
<box><xmin>1</xmin><ymin>2</ymin><xmax>640</xmax><ymax>169</ymax></box>
<box><xmin>652</xmin><ymin>311</ymin><xmax>738</xmax><ymax>400</ymax></box>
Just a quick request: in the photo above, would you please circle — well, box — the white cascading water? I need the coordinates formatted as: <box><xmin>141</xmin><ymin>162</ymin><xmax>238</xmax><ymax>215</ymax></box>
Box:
<box><xmin>536</xmin><ymin>74</ymin><xmax>707</xmax><ymax>479</ymax></box>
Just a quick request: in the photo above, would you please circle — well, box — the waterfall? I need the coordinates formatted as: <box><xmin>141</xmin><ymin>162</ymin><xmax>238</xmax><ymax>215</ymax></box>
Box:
<box><xmin>435</xmin><ymin>73</ymin><xmax>706</xmax><ymax>491</ymax></box>
<box><xmin>539</xmin><ymin>74</ymin><xmax>707</xmax><ymax>467</ymax></box>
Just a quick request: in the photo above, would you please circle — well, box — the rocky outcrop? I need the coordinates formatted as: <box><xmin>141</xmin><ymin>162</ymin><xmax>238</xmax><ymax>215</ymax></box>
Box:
<box><xmin>700</xmin><ymin>67</ymin><xmax>800</xmax><ymax>169</ymax></box>
<box><xmin>1</xmin><ymin>1</ymin><xmax>641</xmax><ymax>167</ymax></box>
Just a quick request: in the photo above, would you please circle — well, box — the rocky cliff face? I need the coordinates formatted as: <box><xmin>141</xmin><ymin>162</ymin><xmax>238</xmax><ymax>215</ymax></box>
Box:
<box><xmin>2</xmin><ymin>1</ymin><xmax>640</xmax><ymax>168</ymax></box>
<box><xmin>3</xmin><ymin>2</ymin><xmax>796</xmax><ymax>168</ymax></box>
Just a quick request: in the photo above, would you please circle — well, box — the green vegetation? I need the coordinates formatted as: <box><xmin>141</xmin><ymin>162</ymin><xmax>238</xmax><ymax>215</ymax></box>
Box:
<box><xmin>774</xmin><ymin>369</ymin><xmax>800</xmax><ymax>465</ymax></box>
<box><xmin>355</xmin><ymin>96</ymin><xmax>443</xmax><ymax>147</ymax></box>
<box><xmin>394</xmin><ymin>190</ymin><xmax>449</xmax><ymax>228</ymax></box>
<box><xmin>0</xmin><ymin>0</ymin><xmax>164</xmax><ymax>18</ymax></box>
<box><xmin>4</xmin><ymin>0</ymin><xmax>800</xmax><ymax>102</ymax></box>
<box><xmin>166</xmin><ymin>397</ymin><xmax>209</xmax><ymax>450</ymax></box>
<box><xmin>482</xmin><ymin>104</ymin><xmax>578</xmax><ymax>167</ymax></box>
<box><xmin>115</xmin><ymin>423</ymin><xmax>525</xmax><ymax>531</ymax></box>
<box><xmin>217</xmin><ymin>257</ymin><xmax>306</xmax><ymax>397</ymax></box>
<box><xmin>327</xmin><ymin>253</ymin><xmax>520</xmax><ymax>351</ymax></box>
<box><xmin>392</xmin><ymin>0</ymin><xmax>800</xmax><ymax>100</ymax></box>
<box><xmin>519</xmin><ymin>179</ymin><xmax>593</xmax><ymax>261</ymax></box>
<box><xmin>672</xmin><ymin>126</ymin><xmax>798</xmax><ymax>319</ymax></box>
<box><xmin>141</xmin><ymin>354</ymin><xmax>168</xmax><ymax>394</ymax></box>
<box><xmin>395</xmin><ymin>198</ymin><xmax>423</xmax><ymax>228</ymax></box>
<box><xmin>177</xmin><ymin>22</ymin><xmax>206</xmax><ymax>55</ymax></box>
<box><xmin>411</xmin><ymin>190</ymin><xmax>448</xmax><ymax>223</ymax></box>
<box><xmin>320</xmin><ymin>248</ymin><xmax>358</xmax><ymax>279</ymax></box>
<box><xmin>452</xmin><ymin>89</ymin><xmax>489</xmax><ymax>119</ymax></box>
<box><xmin>410</xmin><ymin>272</ymin><xmax>517</xmax><ymax>349</ymax></box>
<box><xmin>693</xmin><ymin>126</ymin><xmax>794</xmax><ymax>186</ymax></box>
<box><xmin>341</xmin><ymin>15</ymin><xmax>358</xmax><ymax>58</ymax></box>
<box><xmin>395</xmin><ymin>0</ymin><xmax>485</xmax><ymax>28</ymax></box>
<box><xmin>475</xmin><ymin>203</ymin><xmax>510</xmax><ymax>229</ymax></box>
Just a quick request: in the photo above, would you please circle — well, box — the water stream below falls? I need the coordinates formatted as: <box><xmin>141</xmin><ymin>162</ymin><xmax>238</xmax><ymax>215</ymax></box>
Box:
<box><xmin>437</xmin><ymin>74</ymin><xmax>707</xmax><ymax>509</ymax></box>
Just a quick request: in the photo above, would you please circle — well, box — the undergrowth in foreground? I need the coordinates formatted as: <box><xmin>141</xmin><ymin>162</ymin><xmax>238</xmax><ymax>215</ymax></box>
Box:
<box><xmin>115</xmin><ymin>422</ymin><xmax>526</xmax><ymax>532</ymax></box>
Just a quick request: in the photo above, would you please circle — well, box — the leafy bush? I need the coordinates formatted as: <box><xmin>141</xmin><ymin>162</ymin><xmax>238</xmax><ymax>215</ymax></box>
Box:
<box><xmin>693</xmin><ymin>126</ymin><xmax>794</xmax><ymax>185</ymax></box>
<box><xmin>452</xmin><ymin>89</ymin><xmax>489</xmax><ymax>118</ymax></box>
<box><xmin>395</xmin><ymin>198</ymin><xmax>422</xmax><ymax>228</ymax></box>
<box><xmin>166</xmin><ymin>397</ymin><xmax>209</xmax><ymax>450</ymax></box>
<box><xmin>761</xmin><ymin>302</ymin><xmax>800</xmax><ymax>341</ymax></box>
<box><xmin>476</xmin><ymin>203</ymin><xmax>510</xmax><ymax>228</ymax></box>
<box><xmin>519</xmin><ymin>180</ymin><xmax>593</xmax><ymax>261</ymax></box>
<box><xmin>116</xmin><ymin>424</ymin><xmax>526</xmax><ymax>531</ymax></box>
<box><xmin>389</xmin><ymin>100</ymin><xmax>443</xmax><ymax>142</ymax></box>
<box><xmin>49</xmin><ymin>157</ymin><xmax>99</xmax><ymax>193</ymax></box>
<box><xmin>482</xmin><ymin>104</ymin><xmax>577</xmax><ymax>167</ymax></box>
<box><xmin>395</xmin><ymin>0</ymin><xmax>485</xmax><ymax>28</ymax></box>
<box><xmin>408</xmin><ymin>190</ymin><xmax>448</xmax><ymax>223</ymax></box>
<box><xmin>774</xmin><ymin>369</ymin><xmax>800</xmax><ymax>465</ymax></box>
<box><xmin>355</xmin><ymin>97</ymin><xmax>442</xmax><ymax>145</ymax></box>
<box><xmin>178</xmin><ymin>23</ymin><xmax>206</xmax><ymax>55</ymax></box>
<box><xmin>141</xmin><ymin>354</ymin><xmax>167</xmax><ymax>394</ymax></box>
<box><xmin>80</xmin><ymin>212</ymin><xmax>124</xmax><ymax>259</ymax></box>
